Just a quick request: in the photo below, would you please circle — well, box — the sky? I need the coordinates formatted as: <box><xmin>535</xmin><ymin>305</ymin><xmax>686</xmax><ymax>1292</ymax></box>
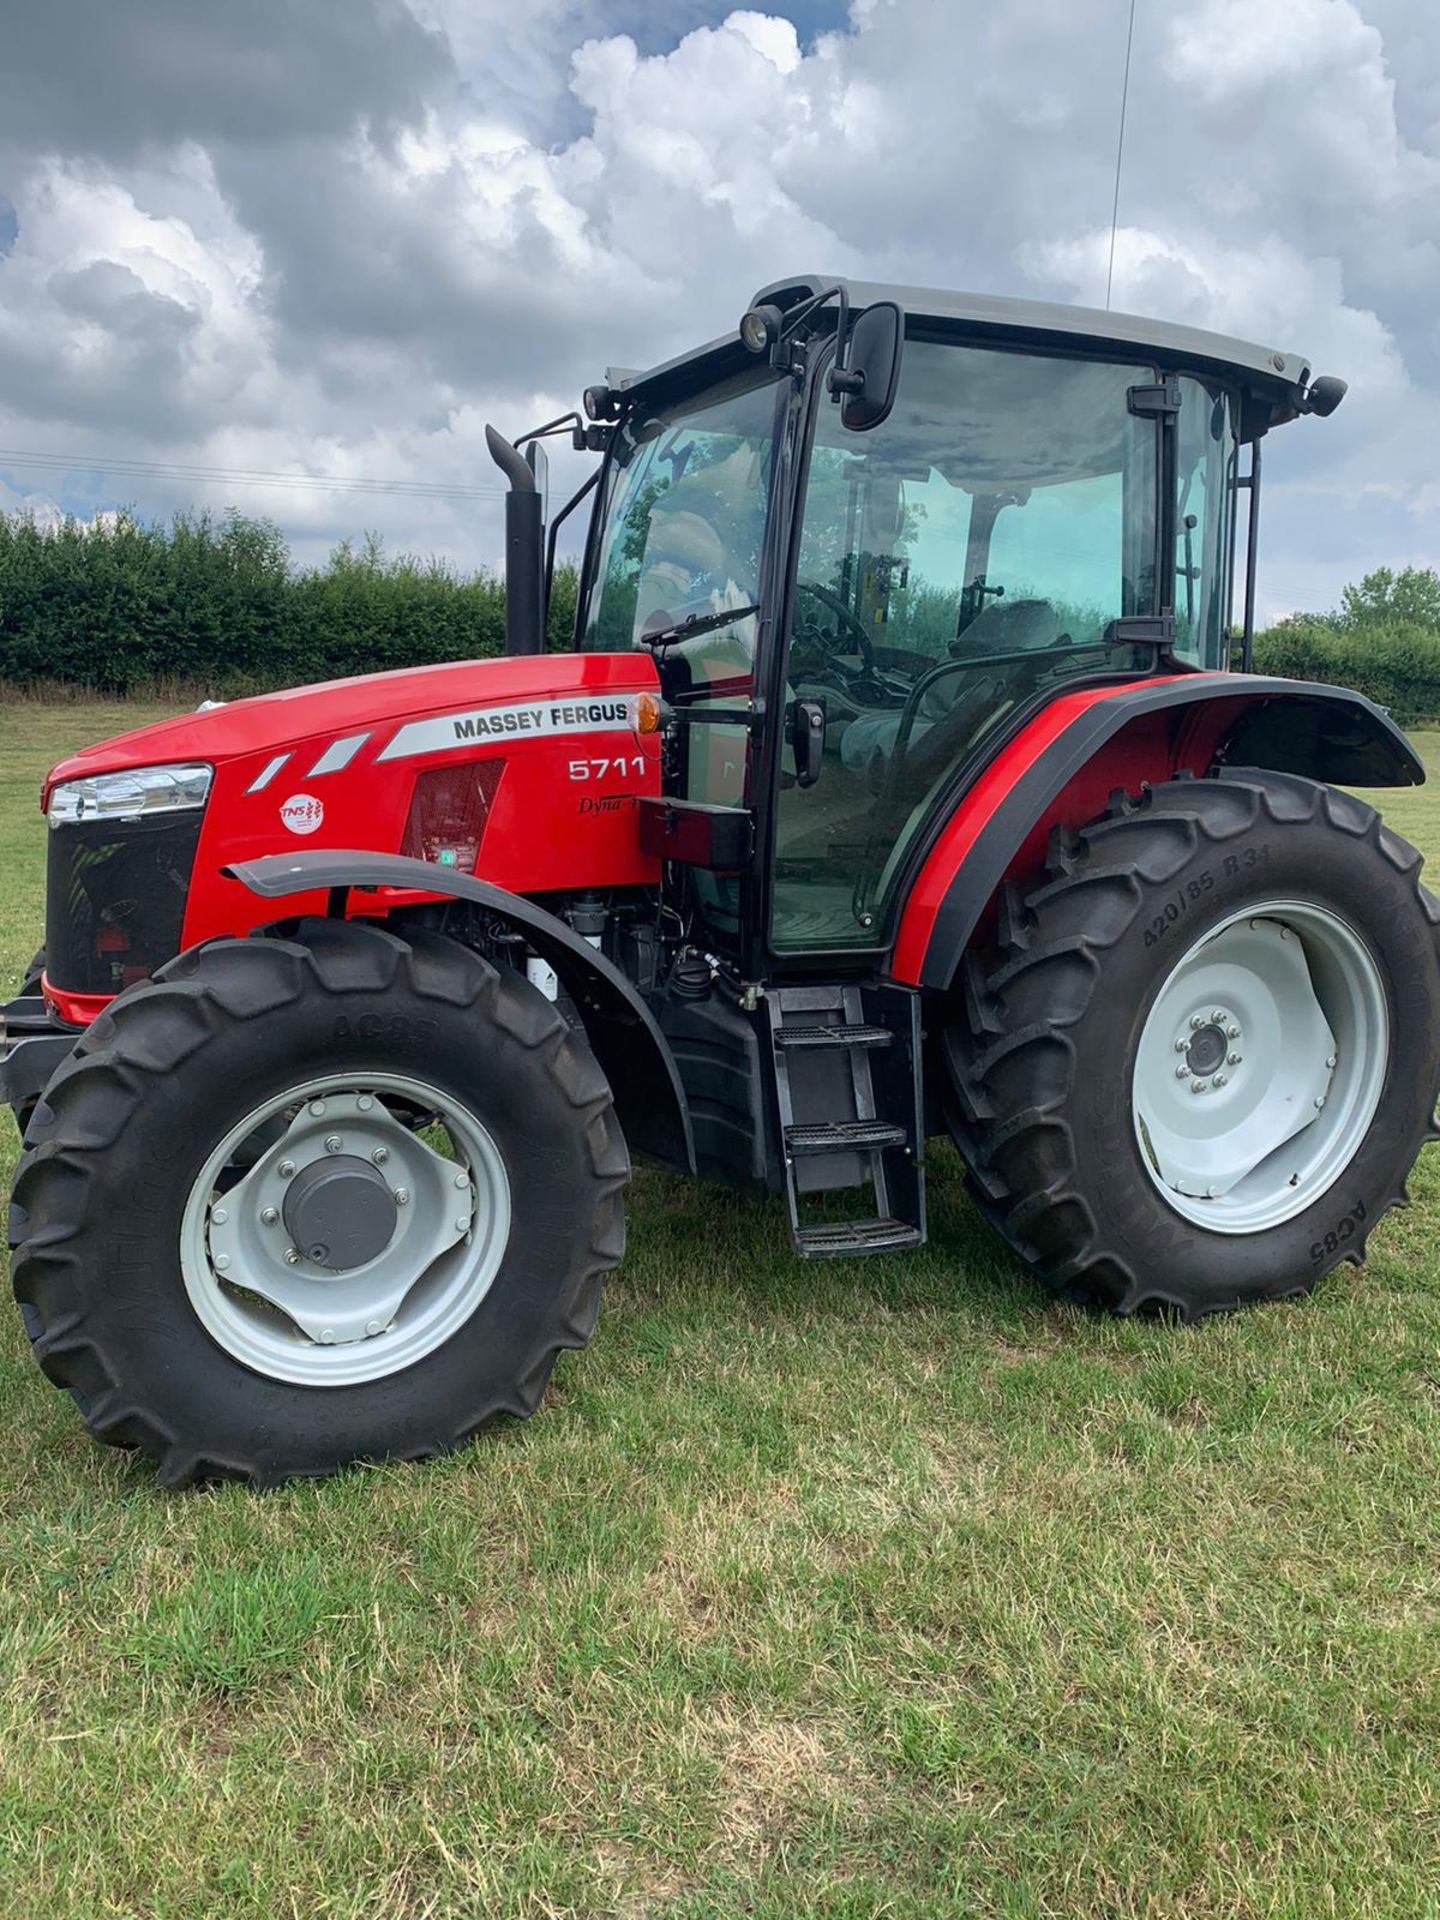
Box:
<box><xmin>0</xmin><ymin>0</ymin><xmax>1435</xmax><ymax>624</ymax></box>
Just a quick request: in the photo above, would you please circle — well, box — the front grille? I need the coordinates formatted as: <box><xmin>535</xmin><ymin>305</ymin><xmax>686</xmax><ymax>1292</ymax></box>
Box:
<box><xmin>45</xmin><ymin>812</ymin><xmax>203</xmax><ymax>995</ymax></box>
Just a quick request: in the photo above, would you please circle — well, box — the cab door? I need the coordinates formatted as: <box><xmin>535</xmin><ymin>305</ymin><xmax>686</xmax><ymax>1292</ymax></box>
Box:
<box><xmin>771</xmin><ymin>337</ymin><xmax>1161</xmax><ymax>957</ymax></box>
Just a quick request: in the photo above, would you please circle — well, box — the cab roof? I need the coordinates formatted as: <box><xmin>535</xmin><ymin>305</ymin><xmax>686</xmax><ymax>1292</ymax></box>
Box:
<box><xmin>612</xmin><ymin>272</ymin><xmax>1315</xmax><ymax>437</ymax></box>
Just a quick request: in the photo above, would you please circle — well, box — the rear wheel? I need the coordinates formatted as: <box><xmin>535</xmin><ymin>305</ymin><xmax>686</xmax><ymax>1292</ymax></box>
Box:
<box><xmin>9</xmin><ymin>918</ymin><xmax>628</xmax><ymax>1484</ymax></box>
<box><xmin>944</xmin><ymin>769</ymin><xmax>1440</xmax><ymax>1316</ymax></box>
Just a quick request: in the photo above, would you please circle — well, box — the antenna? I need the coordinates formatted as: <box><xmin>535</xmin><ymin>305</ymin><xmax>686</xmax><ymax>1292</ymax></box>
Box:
<box><xmin>1105</xmin><ymin>0</ymin><xmax>1139</xmax><ymax>311</ymax></box>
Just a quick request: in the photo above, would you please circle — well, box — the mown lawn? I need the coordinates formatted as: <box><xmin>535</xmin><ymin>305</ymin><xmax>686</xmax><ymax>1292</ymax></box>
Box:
<box><xmin>2</xmin><ymin>698</ymin><xmax>1439</xmax><ymax>1919</ymax></box>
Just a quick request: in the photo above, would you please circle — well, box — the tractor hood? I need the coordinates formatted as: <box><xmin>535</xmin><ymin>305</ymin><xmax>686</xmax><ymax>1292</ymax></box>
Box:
<box><xmin>43</xmin><ymin>652</ymin><xmax>659</xmax><ymax>805</ymax></box>
<box><xmin>37</xmin><ymin>649</ymin><xmax>666</xmax><ymax>1021</ymax></box>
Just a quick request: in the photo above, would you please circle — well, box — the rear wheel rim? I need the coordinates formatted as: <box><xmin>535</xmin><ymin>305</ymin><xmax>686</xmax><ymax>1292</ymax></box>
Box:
<box><xmin>1131</xmin><ymin>900</ymin><xmax>1389</xmax><ymax>1234</ymax></box>
<box><xmin>179</xmin><ymin>1071</ymin><xmax>510</xmax><ymax>1386</ymax></box>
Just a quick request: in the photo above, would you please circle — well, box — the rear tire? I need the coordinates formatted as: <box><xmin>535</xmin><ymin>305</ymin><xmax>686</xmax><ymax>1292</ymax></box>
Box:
<box><xmin>8</xmin><ymin>918</ymin><xmax>628</xmax><ymax>1484</ymax></box>
<box><xmin>944</xmin><ymin>770</ymin><xmax>1440</xmax><ymax>1317</ymax></box>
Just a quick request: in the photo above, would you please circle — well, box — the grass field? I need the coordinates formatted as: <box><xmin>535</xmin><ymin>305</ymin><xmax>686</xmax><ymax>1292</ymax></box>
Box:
<box><xmin>3</xmin><ymin>699</ymin><xmax>1440</xmax><ymax>1919</ymax></box>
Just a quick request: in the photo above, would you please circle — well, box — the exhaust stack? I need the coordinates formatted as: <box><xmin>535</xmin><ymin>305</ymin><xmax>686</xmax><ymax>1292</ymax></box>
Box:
<box><xmin>485</xmin><ymin>424</ymin><xmax>545</xmax><ymax>657</ymax></box>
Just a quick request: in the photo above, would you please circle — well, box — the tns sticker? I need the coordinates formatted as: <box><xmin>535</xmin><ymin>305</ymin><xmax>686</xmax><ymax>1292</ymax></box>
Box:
<box><xmin>280</xmin><ymin>792</ymin><xmax>325</xmax><ymax>835</ymax></box>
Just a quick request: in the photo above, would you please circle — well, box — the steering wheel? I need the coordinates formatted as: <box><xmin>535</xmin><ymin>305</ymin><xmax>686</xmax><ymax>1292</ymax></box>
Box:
<box><xmin>794</xmin><ymin>579</ymin><xmax>876</xmax><ymax>672</ymax></box>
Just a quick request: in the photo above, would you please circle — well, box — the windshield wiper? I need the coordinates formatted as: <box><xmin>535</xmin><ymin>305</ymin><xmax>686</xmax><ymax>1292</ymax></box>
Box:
<box><xmin>640</xmin><ymin>603</ymin><xmax>761</xmax><ymax>651</ymax></box>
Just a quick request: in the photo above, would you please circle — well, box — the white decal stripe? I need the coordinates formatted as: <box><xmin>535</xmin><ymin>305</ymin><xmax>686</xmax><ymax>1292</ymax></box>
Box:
<box><xmin>307</xmin><ymin>731</ymin><xmax>371</xmax><ymax>777</ymax></box>
<box><xmin>247</xmin><ymin>752</ymin><xmax>291</xmax><ymax>793</ymax></box>
<box><xmin>377</xmin><ymin>695</ymin><xmax>640</xmax><ymax>763</ymax></box>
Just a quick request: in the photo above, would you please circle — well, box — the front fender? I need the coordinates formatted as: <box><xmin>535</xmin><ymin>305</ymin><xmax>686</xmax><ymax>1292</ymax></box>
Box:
<box><xmin>892</xmin><ymin>674</ymin><xmax>1422</xmax><ymax>992</ymax></box>
<box><xmin>224</xmin><ymin>850</ymin><xmax>695</xmax><ymax>1175</ymax></box>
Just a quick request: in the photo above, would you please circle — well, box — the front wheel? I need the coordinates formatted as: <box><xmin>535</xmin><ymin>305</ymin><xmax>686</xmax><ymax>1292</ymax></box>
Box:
<box><xmin>9</xmin><ymin>918</ymin><xmax>628</xmax><ymax>1484</ymax></box>
<box><xmin>945</xmin><ymin>769</ymin><xmax>1440</xmax><ymax>1317</ymax></box>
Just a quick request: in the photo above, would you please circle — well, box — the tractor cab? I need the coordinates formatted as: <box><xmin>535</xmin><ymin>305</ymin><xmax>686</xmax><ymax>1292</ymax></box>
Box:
<box><xmin>567</xmin><ymin>279</ymin><xmax>1311</xmax><ymax>977</ymax></box>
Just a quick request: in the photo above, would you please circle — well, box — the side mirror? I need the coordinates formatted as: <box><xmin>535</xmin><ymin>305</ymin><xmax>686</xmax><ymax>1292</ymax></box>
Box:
<box><xmin>1303</xmin><ymin>374</ymin><xmax>1347</xmax><ymax>418</ymax></box>
<box><xmin>830</xmin><ymin>301</ymin><xmax>903</xmax><ymax>433</ymax></box>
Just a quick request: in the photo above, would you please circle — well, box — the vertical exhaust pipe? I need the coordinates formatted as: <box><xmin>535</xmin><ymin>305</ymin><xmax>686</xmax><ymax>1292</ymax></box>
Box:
<box><xmin>485</xmin><ymin>424</ymin><xmax>544</xmax><ymax>656</ymax></box>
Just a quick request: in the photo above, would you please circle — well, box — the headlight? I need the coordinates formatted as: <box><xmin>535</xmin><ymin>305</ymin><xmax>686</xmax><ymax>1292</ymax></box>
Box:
<box><xmin>48</xmin><ymin>763</ymin><xmax>213</xmax><ymax>828</ymax></box>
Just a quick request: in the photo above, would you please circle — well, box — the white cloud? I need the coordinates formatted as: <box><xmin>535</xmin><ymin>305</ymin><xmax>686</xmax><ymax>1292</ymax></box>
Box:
<box><xmin>0</xmin><ymin>0</ymin><xmax>1434</xmax><ymax>605</ymax></box>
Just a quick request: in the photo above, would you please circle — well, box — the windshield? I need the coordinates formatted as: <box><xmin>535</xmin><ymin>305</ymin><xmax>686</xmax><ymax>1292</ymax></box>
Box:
<box><xmin>581</xmin><ymin>366</ymin><xmax>781</xmax><ymax>653</ymax></box>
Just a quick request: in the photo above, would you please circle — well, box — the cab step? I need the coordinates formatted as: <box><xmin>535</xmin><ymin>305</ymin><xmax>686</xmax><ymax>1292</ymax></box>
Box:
<box><xmin>766</xmin><ymin>982</ymin><xmax>926</xmax><ymax>1260</ymax></box>
<box><xmin>773</xmin><ymin>1023</ymin><xmax>892</xmax><ymax>1051</ymax></box>
<box><xmin>785</xmin><ymin>1119</ymin><xmax>908</xmax><ymax>1156</ymax></box>
<box><xmin>794</xmin><ymin>1218</ymin><xmax>925</xmax><ymax>1258</ymax></box>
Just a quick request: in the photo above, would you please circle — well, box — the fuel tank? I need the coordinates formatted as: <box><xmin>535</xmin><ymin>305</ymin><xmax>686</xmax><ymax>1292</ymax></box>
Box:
<box><xmin>41</xmin><ymin>652</ymin><xmax>663</xmax><ymax>1014</ymax></box>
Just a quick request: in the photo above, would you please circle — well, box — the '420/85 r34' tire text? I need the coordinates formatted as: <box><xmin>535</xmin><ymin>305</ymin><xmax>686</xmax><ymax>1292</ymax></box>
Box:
<box><xmin>8</xmin><ymin>918</ymin><xmax>628</xmax><ymax>1486</ymax></box>
<box><xmin>945</xmin><ymin>769</ymin><xmax>1440</xmax><ymax>1317</ymax></box>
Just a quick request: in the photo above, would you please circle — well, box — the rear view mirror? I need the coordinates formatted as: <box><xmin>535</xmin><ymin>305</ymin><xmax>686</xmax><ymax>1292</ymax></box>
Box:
<box><xmin>831</xmin><ymin>302</ymin><xmax>903</xmax><ymax>433</ymax></box>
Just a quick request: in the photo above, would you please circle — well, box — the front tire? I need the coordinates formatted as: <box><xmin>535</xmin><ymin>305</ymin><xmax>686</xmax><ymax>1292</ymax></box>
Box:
<box><xmin>8</xmin><ymin>918</ymin><xmax>628</xmax><ymax>1485</ymax></box>
<box><xmin>944</xmin><ymin>770</ymin><xmax>1440</xmax><ymax>1317</ymax></box>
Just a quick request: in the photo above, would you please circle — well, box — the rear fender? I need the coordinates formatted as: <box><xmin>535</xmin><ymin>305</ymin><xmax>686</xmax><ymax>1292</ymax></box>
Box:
<box><xmin>224</xmin><ymin>850</ymin><xmax>695</xmax><ymax>1174</ymax></box>
<box><xmin>892</xmin><ymin>675</ymin><xmax>1421</xmax><ymax>991</ymax></box>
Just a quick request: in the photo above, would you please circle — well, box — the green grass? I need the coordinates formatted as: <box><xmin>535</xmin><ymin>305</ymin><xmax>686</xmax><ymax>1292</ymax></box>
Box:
<box><xmin>3</xmin><ymin>700</ymin><xmax>1440</xmax><ymax>1918</ymax></box>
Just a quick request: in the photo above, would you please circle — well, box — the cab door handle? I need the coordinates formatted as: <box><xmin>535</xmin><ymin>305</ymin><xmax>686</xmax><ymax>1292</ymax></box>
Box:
<box><xmin>790</xmin><ymin>699</ymin><xmax>826</xmax><ymax>788</ymax></box>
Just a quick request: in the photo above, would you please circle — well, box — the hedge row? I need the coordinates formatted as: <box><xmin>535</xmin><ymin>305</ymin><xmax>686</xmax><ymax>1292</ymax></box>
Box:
<box><xmin>0</xmin><ymin>510</ymin><xmax>578</xmax><ymax>695</ymax></box>
<box><xmin>1251</xmin><ymin>618</ymin><xmax>1440</xmax><ymax>727</ymax></box>
<box><xmin>3</xmin><ymin>512</ymin><xmax>1437</xmax><ymax>729</ymax></box>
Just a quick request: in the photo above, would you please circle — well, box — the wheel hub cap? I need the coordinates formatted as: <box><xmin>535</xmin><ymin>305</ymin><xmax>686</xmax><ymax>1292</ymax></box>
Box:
<box><xmin>1132</xmin><ymin>904</ymin><xmax>1388</xmax><ymax>1234</ymax></box>
<box><xmin>282</xmin><ymin>1155</ymin><xmax>396</xmax><ymax>1271</ymax></box>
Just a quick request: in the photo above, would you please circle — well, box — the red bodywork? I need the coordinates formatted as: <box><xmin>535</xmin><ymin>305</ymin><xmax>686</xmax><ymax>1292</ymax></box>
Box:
<box><xmin>43</xmin><ymin>658</ymin><xmax>1306</xmax><ymax>1025</ymax></box>
<box><xmin>889</xmin><ymin>675</ymin><xmax>1246</xmax><ymax>985</ymax></box>
<box><xmin>43</xmin><ymin>652</ymin><xmax>663</xmax><ymax>1024</ymax></box>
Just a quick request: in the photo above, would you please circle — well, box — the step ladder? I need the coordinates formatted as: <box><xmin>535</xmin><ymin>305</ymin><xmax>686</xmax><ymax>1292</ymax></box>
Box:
<box><xmin>767</xmin><ymin>983</ymin><xmax>925</xmax><ymax>1258</ymax></box>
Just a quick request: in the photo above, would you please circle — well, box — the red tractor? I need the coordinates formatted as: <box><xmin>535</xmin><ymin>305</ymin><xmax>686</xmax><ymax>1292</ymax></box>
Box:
<box><xmin>5</xmin><ymin>276</ymin><xmax>1437</xmax><ymax>1485</ymax></box>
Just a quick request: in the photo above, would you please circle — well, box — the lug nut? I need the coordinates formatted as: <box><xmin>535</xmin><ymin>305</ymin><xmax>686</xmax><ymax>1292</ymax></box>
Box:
<box><xmin>1175</xmin><ymin>1037</ymin><xmax>1189</xmax><ymax>1053</ymax></box>
<box><xmin>324</xmin><ymin>1134</ymin><xmax>343</xmax><ymax>1154</ymax></box>
<box><xmin>1175</xmin><ymin>1064</ymin><xmax>1190</xmax><ymax>1079</ymax></box>
<box><xmin>1191</xmin><ymin>1080</ymin><xmax>1206</xmax><ymax>1094</ymax></box>
<box><xmin>394</xmin><ymin>1188</ymin><xmax>411</xmax><ymax>1207</ymax></box>
<box><xmin>1191</xmin><ymin>1015</ymin><xmax>1205</xmax><ymax>1030</ymax></box>
<box><xmin>278</xmin><ymin>1160</ymin><xmax>296</xmax><ymax>1179</ymax></box>
<box><xmin>309</xmin><ymin>1102</ymin><xmax>326</xmax><ymax>1117</ymax></box>
<box><xmin>371</xmin><ymin>1146</ymin><xmax>389</xmax><ymax>1166</ymax></box>
<box><xmin>261</xmin><ymin>1206</ymin><xmax>279</xmax><ymax>1226</ymax></box>
<box><xmin>1211</xmin><ymin>1010</ymin><xmax>1226</xmax><ymax>1025</ymax></box>
<box><xmin>211</xmin><ymin>1206</ymin><xmax>228</xmax><ymax>1225</ymax></box>
<box><xmin>1213</xmin><ymin>1073</ymin><xmax>1228</xmax><ymax>1088</ymax></box>
<box><xmin>1228</xmin><ymin>1052</ymin><xmax>1242</xmax><ymax>1066</ymax></box>
<box><xmin>284</xmin><ymin>1247</ymin><xmax>301</xmax><ymax>1265</ymax></box>
<box><xmin>1227</xmin><ymin>1025</ymin><xmax>1241</xmax><ymax>1039</ymax></box>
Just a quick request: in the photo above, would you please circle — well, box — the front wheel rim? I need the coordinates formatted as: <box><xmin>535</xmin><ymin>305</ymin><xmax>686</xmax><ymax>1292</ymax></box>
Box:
<box><xmin>1131</xmin><ymin>900</ymin><xmax>1389</xmax><ymax>1234</ymax></box>
<box><xmin>179</xmin><ymin>1071</ymin><xmax>511</xmax><ymax>1386</ymax></box>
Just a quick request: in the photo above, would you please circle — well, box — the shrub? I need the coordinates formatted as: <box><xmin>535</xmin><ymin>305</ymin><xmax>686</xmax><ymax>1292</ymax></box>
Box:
<box><xmin>0</xmin><ymin>508</ymin><xmax>580</xmax><ymax>695</ymax></box>
<box><xmin>1252</xmin><ymin>615</ymin><xmax>1440</xmax><ymax>727</ymax></box>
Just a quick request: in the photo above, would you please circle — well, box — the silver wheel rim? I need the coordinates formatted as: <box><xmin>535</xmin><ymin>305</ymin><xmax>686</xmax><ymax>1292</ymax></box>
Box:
<box><xmin>179</xmin><ymin>1071</ymin><xmax>511</xmax><ymax>1386</ymax></box>
<box><xmin>1131</xmin><ymin>900</ymin><xmax>1389</xmax><ymax>1234</ymax></box>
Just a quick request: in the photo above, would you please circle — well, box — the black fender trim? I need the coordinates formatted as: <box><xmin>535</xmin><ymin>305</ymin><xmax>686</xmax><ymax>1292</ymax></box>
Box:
<box><xmin>223</xmin><ymin>850</ymin><xmax>696</xmax><ymax>1174</ymax></box>
<box><xmin>916</xmin><ymin>676</ymin><xmax>1421</xmax><ymax>991</ymax></box>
